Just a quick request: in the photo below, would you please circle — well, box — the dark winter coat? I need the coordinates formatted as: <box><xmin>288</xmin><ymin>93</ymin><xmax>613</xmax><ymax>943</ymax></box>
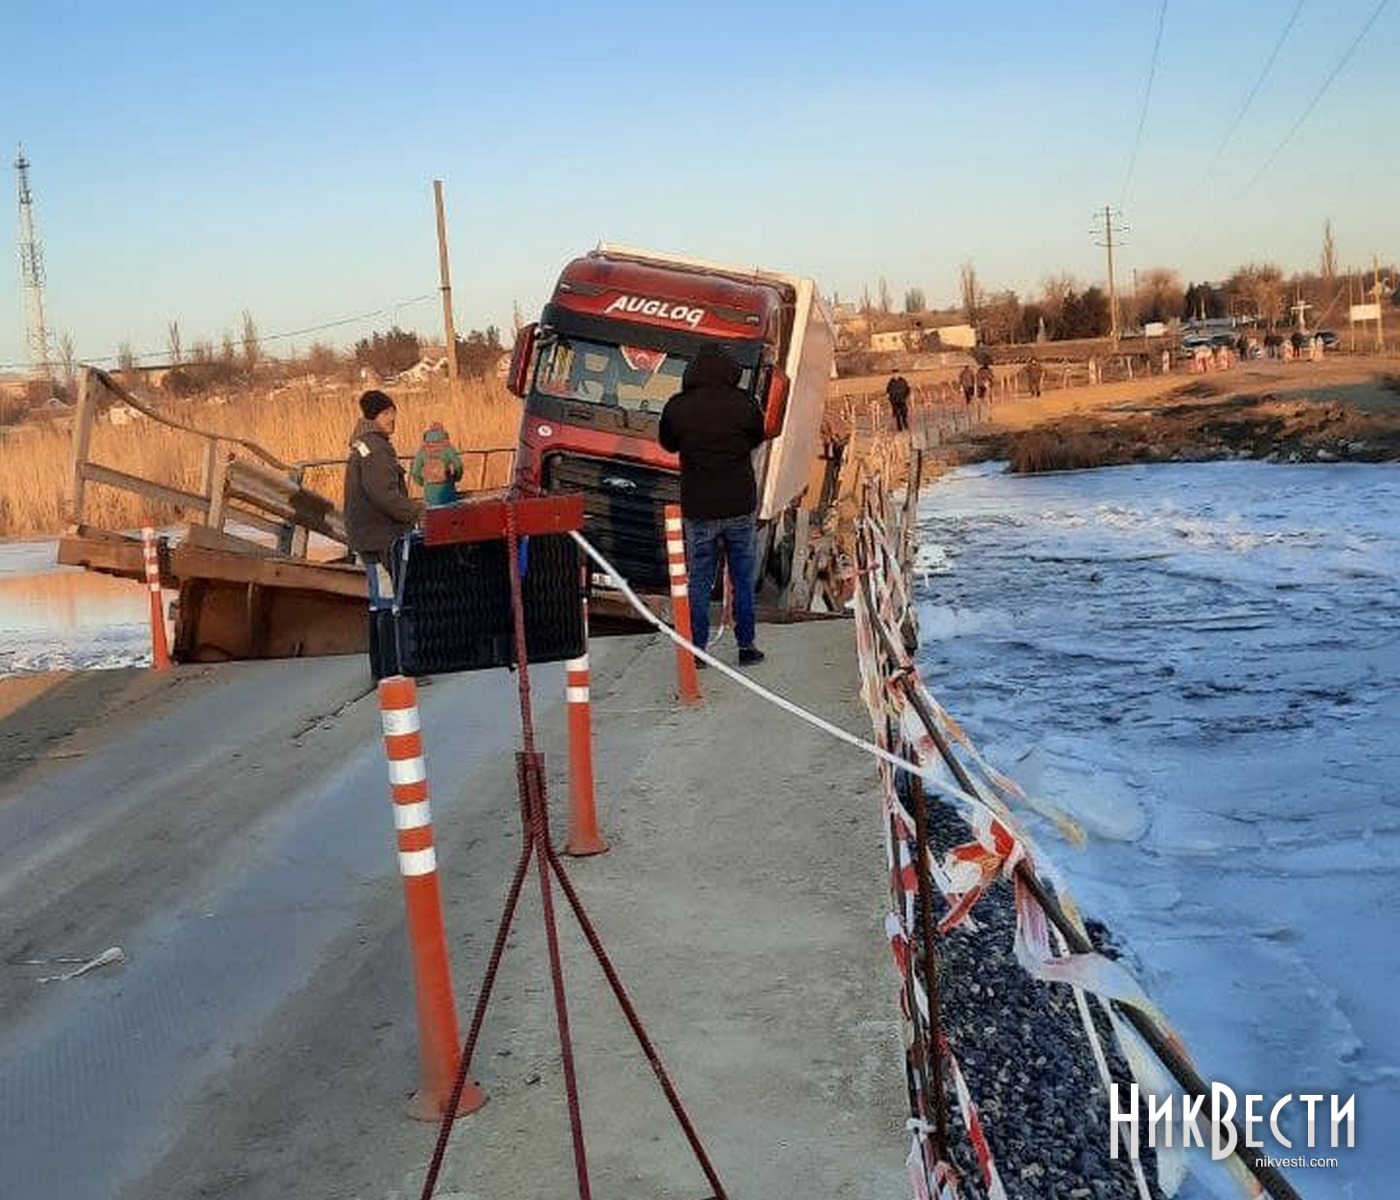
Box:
<box><xmin>658</xmin><ymin>345</ymin><xmax>765</xmax><ymax>520</ymax></box>
<box><xmin>886</xmin><ymin>375</ymin><xmax>911</xmax><ymax>408</ymax></box>
<box><xmin>344</xmin><ymin>419</ymin><xmax>420</xmax><ymax>560</ymax></box>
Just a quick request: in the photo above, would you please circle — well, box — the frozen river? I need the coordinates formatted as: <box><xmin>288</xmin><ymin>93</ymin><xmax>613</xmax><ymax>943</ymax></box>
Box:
<box><xmin>914</xmin><ymin>460</ymin><xmax>1399</xmax><ymax>1200</ymax></box>
<box><xmin>0</xmin><ymin>541</ymin><xmax>148</xmax><ymax>675</ymax></box>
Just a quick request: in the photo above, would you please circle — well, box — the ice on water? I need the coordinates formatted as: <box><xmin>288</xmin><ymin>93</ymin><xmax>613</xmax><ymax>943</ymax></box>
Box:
<box><xmin>0</xmin><ymin>541</ymin><xmax>150</xmax><ymax>674</ymax></box>
<box><xmin>916</xmin><ymin>460</ymin><xmax>1398</xmax><ymax>1199</ymax></box>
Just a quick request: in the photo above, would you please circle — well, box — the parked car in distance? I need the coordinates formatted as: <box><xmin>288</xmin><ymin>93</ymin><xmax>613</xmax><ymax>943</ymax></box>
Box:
<box><xmin>1316</xmin><ymin>330</ymin><xmax>1339</xmax><ymax>349</ymax></box>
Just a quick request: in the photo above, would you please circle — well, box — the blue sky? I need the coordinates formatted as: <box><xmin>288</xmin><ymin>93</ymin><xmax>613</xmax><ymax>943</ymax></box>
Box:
<box><xmin>1</xmin><ymin>0</ymin><xmax>1394</xmax><ymax>370</ymax></box>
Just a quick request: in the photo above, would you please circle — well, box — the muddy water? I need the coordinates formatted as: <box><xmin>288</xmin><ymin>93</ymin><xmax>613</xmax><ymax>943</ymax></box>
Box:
<box><xmin>0</xmin><ymin>541</ymin><xmax>149</xmax><ymax>674</ymax></box>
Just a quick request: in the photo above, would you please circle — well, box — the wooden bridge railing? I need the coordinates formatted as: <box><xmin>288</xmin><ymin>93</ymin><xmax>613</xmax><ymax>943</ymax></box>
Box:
<box><xmin>64</xmin><ymin>366</ymin><xmax>516</xmax><ymax>558</ymax></box>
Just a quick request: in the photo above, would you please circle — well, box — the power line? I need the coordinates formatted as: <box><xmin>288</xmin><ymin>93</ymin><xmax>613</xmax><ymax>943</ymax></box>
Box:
<box><xmin>1120</xmin><ymin>0</ymin><xmax>1169</xmax><ymax>208</ymax></box>
<box><xmin>0</xmin><ymin>292</ymin><xmax>437</xmax><ymax>372</ymax></box>
<box><xmin>1202</xmin><ymin>0</ymin><xmax>1306</xmax><ymax>178</ymax></box>
<box><xmin>1236</xmin><ymin>0</ymin><xmax>1390</xmax><ymax>199</ymax></box>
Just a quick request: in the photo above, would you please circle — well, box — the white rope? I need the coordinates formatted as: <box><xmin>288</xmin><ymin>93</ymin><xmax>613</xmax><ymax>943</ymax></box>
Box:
<box><xmin>570</xmin><ymin>529</ymin><xmax>990</xmax><ymax>813</ymax></box>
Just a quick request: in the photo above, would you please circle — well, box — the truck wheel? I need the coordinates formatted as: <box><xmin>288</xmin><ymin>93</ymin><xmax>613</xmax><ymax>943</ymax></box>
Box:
<box><xmin>765</xmin><ymin>511</ymin><xmax>796</xmax><ymax>588</ymax></box>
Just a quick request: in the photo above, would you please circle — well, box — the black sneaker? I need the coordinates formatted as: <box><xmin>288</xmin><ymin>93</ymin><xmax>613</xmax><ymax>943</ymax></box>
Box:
<box><xmin>738</xmin><ymin>645</ymin><xmax>765</xmax><ymax>666</ymax></box>
<box><xmin>692</xmin><ymin>656</ymin><xmax>707</xmax><ymax>670</ymax></box>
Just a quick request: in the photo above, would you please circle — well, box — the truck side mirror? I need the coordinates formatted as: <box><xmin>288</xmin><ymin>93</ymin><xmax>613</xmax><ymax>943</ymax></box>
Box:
<box><xmin>507</xmin><ymin>323</ymin><xmax>538</xmax><ymax>397</ymax></box>
<box><xmin>763</xmin><ymin>368</ymin><xmax>790</xmax><ymax>439</ymax></box>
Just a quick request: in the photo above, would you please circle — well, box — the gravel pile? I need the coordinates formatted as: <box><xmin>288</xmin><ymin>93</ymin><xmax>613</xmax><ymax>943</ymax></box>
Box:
<box><xmin>913</xmin><ymin>796</ymin><xmax>1166</xmax><ymax>1200</ymax></box>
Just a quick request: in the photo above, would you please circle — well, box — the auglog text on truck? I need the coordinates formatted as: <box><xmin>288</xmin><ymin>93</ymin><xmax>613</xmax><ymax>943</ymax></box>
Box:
<box><xmin>603</xmin><ymin>295</ymin><xmax>706</xmax><ymax>327</ymax></box>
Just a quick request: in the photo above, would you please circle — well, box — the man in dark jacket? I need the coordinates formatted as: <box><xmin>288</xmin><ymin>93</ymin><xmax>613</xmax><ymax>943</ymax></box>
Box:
<box><xmin>344</xmin><ymin>390</ymin><xmax>421</xmax><ymax>567</ymax></box>
<box><xmin>658</xmin><ymin>344</ymin><xmax>767</xmax><ymax>666</ymax></box>
<box><xmin>885</xmin><ymin>374</ymin><xmax>911</xmax><ymax>431</ymax></box>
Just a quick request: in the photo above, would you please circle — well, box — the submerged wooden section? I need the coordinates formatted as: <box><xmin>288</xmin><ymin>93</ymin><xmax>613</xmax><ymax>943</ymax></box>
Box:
<box><xmin>57</xmin><ymin>525</ymin><xmax>372</xmax><ymax>661</ymax></box>
<box><xmin>58</xmin><ymin>367</ymin><xmax>514</xmax><ymax>663</ymax></box>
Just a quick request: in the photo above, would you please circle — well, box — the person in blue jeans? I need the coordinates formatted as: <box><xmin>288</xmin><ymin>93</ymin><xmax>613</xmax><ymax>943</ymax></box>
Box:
<box><xmin>659</xmin><ymin>344</ymin><xmax>767</xmax><ymax>666</ymax></box>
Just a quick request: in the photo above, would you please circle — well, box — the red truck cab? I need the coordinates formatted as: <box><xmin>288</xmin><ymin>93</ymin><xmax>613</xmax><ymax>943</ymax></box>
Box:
<box><xmin>508</xmin><ymin>248</ymin><xmax>796</xmax><ymax>590</ymax></box>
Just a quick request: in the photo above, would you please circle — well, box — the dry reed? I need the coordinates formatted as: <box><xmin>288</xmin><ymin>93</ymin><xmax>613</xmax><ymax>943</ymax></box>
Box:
<box><xmin>1009</xmin><ymin>432</ymin><xmax>1110</xmax><ymax>473</ymax></box>
<box><xmin>0</xmin><ymin>375</ymin><xmax>522</xmax><ymax>539</ymax></box>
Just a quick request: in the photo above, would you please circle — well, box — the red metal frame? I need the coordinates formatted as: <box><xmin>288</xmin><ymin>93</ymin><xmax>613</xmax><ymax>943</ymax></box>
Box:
<box><xmin>417</xmin><ymin>498</ymin><xmax>728</xmax><ymax>1200</ymax></box>
<box><xmin>421</xmin><ymin>494</ymin><xmax>584</xmax><ymax>546</ymax></box>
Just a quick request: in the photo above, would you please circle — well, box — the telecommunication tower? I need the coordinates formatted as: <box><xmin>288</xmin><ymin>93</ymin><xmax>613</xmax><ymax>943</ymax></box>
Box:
<box><xmin>15</xmin><ymin>148</ymin><xmax>52</xmax><ymax>380</ymax></box>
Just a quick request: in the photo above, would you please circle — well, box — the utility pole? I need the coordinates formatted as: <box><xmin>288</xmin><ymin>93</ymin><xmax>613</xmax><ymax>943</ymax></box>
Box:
<box><xmin>1093</xmin><ymin>206</ymin><xmax>1124</xmax><ymax>343</ymax></box>
<box><xmin>15</xmin><ymin>148</ymin><xmax>52</xmax><ymax>383</ymax></box>
<box><xmin>433</xmin><ymin>179</ymin><xmax>459</xmax><ymax>389</ymax></box>
<box><xmin>1374</xmin><ymin>255</ymin><xmax>1386</xmax><ymax>353</ymax></box>
<box><xmin>1349</xmin><ymin>268</ymin><xmax>1357</xmax><ymax>352</ymax></box>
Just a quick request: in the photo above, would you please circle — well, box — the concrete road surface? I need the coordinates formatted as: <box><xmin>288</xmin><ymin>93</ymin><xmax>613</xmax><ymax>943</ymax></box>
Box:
<box><xmin>0</xmin><ymin>621</ymin><xmax>904</xmax><ymax>1199</ymax></box>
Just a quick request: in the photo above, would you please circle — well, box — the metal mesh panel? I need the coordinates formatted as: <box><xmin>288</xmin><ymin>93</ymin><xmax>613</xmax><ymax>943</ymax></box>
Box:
<box><xmin>373</xmin><ymin>532</ymin><xmax>585</xmax><ymax>678</ymax></box>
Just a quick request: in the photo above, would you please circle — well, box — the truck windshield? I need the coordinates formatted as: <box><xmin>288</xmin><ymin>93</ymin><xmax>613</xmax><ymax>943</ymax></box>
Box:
<box><xmin>533</xmin><ymin>336</ymin><xmax>753</xmax><ymax>414</ymax></box>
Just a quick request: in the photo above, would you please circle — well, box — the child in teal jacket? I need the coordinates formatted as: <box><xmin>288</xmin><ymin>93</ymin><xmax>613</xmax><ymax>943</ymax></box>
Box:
<box><xmin>410</xmin><ymin>422</ymin><xmax>466</xmax><ymax>506</ymax></box>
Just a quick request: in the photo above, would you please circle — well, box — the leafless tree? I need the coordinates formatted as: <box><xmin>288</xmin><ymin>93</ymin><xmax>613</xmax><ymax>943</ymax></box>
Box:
<box><xmin>980</xmin><ymin>290</ymin><xmax>1022</xmax><ymax>345</ymax></box>
<box><xmin>57</xmin><ymin>331</ymin><xmax>76</xmax><ymax>393</ymax></box>
<box><xmin>305</xmin><ymin>341</ymin><xmax>342</xmax><ymax>378</ymax></box>
<box><xmin>1037</xmin><ymin>272</ymin><xmax>1078</xmax><ymax>327</ymax></box>
<box><xmin>959</xmin><ymin>261</ymin><xmax>983</xmax><ymax>326</ymax></box>
<box><xmin>167</xmin><ymin>320</ymin><xmax>183</xmax><ymax>366</ymax></box>
<box><xmin>1134</xmin><ymin>267</ymin><xmax>1184</xmax><ymax>324</ymax></box>
<box><xmin>1321</xmin><ymin>220</ymin><xmax>1337</xmax><ymax>282</ymax></box>
<box><xmin>117</xmin><ymin>341</ymin><xmax>137</xmax><ymax>381</ymax></box>
<box><xmin>1226</xmin><ymin>263</ymin><xmax>1285</xmax><ymax>325</ymax></box>
<box><xmin>877</xmin><ymin>276</ymin><xmax>892</xmax><ymax>315</ymax></box>
<box><xmin>904</xmin><ymin>287</ymin><xmax>926</xmax><ymax>314</ymax></box>
<box><xmin>240</xmin><ymin>310</ymin><xmax>261</xmax><ymax>375</ymax></box>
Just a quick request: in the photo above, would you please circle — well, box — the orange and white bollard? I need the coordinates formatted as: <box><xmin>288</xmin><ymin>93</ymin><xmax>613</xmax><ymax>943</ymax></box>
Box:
<box><xmin>140</xmin><ymin>526</ymin><xmax>172</xmax><ymax>671</ymax></box>
<box><xmin>563</xmin><ymin>587</ymin><xmax>607</xmax><ymax>856</ymax></box>
<box><xmin>663</xmin><ymin>503</ymin><xmax>701</xmax><ymax>705</ymax></box>
<box><xmin>377</xmin><ymin>676</ymin><xmax>486</xmax><ymax>1121</ymax></box>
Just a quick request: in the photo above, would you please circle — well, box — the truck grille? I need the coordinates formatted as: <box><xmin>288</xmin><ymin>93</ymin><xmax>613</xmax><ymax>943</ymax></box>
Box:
<box><xmin>542</xmin><ymin>453</ymin><xmax>679</xmax><ymax>590</ymax></box>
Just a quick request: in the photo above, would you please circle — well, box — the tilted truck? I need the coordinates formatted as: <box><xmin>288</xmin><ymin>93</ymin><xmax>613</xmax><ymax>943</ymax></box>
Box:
<box><xmin>506</xmin><ymin>244</ymin><xmax>837</xmax><ymax>610</ymax></box>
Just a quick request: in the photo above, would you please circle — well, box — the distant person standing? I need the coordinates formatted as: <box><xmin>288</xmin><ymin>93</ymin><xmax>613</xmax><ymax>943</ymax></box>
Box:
<box><xmin>659</xmin><ymin>344</ymin><xmax>768</xmax><ymax>667</ymax></box>
<box><xmin>958</xmin><ymin>363</ymin><xmax>976</xmax><ymax>405</ymax></box>
<box><xmin>885</xmin><ymin>373</ymin><xmax>911</xmax><ymax>432</ymax></box>
<box><xmin>344</xmin><ymin>390</ymin><xmax>421</xmax><ymax>569</ymax></box>
<box><xmin>1025</xmin><ymin>357</ymin><xmax>1044</xmax><ymax>398</ymax></box>
<box><xmin>975</xmin><ymin>362</ymin><xmax>995</xmax><ymax>400</ymax></box>
<box><xmin>410</xmin><ymin>421</ymin><xmax>465</xmax><ymax>506</ymax></box>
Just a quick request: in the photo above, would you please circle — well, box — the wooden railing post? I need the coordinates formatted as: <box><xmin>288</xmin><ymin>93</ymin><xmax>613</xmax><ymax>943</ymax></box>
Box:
<box><xmin>207</xmin><ymin>447</ymin><xmax>231</xmax><ymax>534</ymax></box>
<box><xmin>65</xmin><ymin>368</ymin><xmax>99</xmax><ymax>528</ymax></box>
<box><xmin>198</xmin><ymin>437</ymin><xmax>219</xmax><ymax>505</ymax></box>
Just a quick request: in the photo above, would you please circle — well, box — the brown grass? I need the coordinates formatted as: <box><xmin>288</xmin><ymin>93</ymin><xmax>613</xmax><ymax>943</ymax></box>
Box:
<box><xmin>0</xmin><ymin>376</ymin><xmax>522</xmax><ymax>539</ymax></box>
<box><xmin>1009</xmin><ymin>431</ymin><xmax>1115</xmax><ymax>473</ymax></box>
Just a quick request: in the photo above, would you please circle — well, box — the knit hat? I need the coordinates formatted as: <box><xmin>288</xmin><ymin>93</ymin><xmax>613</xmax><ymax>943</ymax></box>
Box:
<box><xmin>359</xmin><ymin>389</ymin><xmax>395</xmax><ymax>420</ymax></box>
<box><xmin>422</xmin><ymin>422</ymin><xmax>449</xmax><ymax>443</ymax></box>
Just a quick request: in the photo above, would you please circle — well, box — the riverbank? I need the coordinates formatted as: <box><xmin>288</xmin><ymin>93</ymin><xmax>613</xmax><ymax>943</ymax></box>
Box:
<box><xmin>960</xmin><ymin>355</ymin><xmax>1400</xmax><ymax>469</ymax></box>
